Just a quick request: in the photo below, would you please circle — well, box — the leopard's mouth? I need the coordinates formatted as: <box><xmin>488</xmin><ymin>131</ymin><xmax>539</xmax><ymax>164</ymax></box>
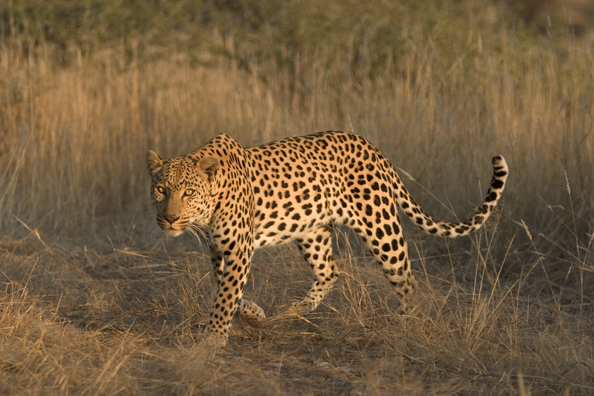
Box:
<box><xmin>157</xmin><ymin>218</ymin><xmax>186</xmax><ymax>237</ymax></box>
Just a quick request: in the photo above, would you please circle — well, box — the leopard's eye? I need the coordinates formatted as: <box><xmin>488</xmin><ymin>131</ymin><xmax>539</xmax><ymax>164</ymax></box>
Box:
<box><xmin>155</xmin><ymin>186</ymin><xmax>166</xmax><ymax>194</ymax></box>
<box><xmin>184</xmin><ymin>189</ymin><xmax>195</xmax><ymax>197</ymax></box>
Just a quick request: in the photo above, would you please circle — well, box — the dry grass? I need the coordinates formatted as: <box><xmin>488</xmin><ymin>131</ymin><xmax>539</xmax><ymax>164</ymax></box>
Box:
<box><xmin>1</xmin><ymin>1</ymin><xmax>594</xmax><ymax>394</ymax></box>
<box><xmin>0</xmin><ymin>227</ymin><xmax>592</xmax><ymax>395</ymax></box>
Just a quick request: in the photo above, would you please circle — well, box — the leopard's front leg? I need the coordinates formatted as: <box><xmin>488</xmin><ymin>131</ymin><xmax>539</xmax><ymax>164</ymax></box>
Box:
<box><xmin>208</xmin><ymin>241</ymin><xmax>265</xmax><ymax>329</ymax></box>
<box><xmin>202</xmin><ymin>229</ymin><xmax>258</xmax><ymax>347</ymax></box>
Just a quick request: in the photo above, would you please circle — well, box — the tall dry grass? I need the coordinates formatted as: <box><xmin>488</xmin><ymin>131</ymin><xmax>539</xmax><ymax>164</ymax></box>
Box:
<box><xmin>1</xmin><ymin>1</ymin><xmax>594</xmax><ymax>394</ymax></box>
<box><xmin>1</xmin><ymin>9</ymin><xmax>593</xmax><ymax>243</ymax></box>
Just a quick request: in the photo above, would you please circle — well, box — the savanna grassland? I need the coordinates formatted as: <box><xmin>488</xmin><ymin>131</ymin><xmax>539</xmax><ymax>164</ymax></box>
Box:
<box><xmin>1</xmin><ymin>1</ymin><xmax>594</xmax><ymax>394</ymax></box>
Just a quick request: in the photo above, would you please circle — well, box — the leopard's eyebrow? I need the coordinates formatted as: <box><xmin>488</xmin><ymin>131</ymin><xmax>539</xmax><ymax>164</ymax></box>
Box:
<box><xmin>162</xmin><ymin>163</ymin><xmax>187</xmax><ymax>190</ymax></box>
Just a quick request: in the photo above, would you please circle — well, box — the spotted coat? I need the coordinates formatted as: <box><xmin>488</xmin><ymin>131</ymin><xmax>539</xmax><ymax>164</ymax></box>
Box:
<box><xmin>146</xmin><ymin>131</ymin><xmax>509</xmax><ymax>347</ymax></box>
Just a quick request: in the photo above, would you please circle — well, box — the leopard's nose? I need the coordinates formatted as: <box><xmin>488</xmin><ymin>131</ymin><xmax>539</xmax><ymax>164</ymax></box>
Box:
<box><xmin>163</xmin><ymin>214</ymin><xmax>180</xmax><ymax>224</ymax></box>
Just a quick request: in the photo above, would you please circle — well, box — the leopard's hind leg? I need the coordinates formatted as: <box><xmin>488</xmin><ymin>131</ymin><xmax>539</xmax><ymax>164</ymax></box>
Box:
<box><xmin>350</xmin><ymin>212</ymin><xmax>417</xmax><ymax>314</ymax></box>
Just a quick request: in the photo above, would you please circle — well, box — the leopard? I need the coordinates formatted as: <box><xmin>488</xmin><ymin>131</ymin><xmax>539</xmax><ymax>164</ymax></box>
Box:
<box><xmin>146</xmin><ymin>131</ymin><xmax>508</xmax><ymax>348</ymax></box>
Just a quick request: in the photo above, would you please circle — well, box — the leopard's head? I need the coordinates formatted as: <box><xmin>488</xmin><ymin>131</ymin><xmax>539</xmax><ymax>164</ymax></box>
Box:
<box><xmin>146</xmin><ymin>151</ymin><xmax>219</xmax><ymax>236</ymax></box>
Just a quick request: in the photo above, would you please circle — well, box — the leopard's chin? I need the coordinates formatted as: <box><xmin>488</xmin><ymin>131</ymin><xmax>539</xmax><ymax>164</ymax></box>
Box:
<box><xmin>164</xmin><ymin>229</ymin><xmax>184</xmax><ymax>237</ymax></box>
<box><xmin>159</xmin><ymin>225</ymin><xmax>185</xmax><ymax>237</ymax></box>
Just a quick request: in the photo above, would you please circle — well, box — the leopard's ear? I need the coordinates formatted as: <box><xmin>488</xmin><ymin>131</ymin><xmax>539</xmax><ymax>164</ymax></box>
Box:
<box><xmin>197</xmin><ymin>155</ymin><xmax>220</xmax><ymax>182</ymax></box>
<box><xmin>146</xmin><ymin>150</ymin><xmax>164</xmax><ymax>175</ymax></box>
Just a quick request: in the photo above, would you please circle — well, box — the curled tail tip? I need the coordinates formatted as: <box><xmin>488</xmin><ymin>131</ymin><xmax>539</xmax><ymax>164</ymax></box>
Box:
<box><xmin>491</xmin><ymin>155</ymin><xmax>506</xmax><ymax>165</ymax></box>
<box><xmin>491</xmin><ymin>155</ymin><xmax>509</xmax><ymax>184</ymax></box>
<box><xmin>492</xmin><ymin>155</ymin><xmax>508</xmax><ymax>171</ymax></box>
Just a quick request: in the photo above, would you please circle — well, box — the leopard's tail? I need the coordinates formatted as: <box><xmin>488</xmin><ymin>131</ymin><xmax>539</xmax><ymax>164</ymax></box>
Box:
<box><xmin>395</xmin><ymin>156</ymin><xmax>508</xmax><ymax>238</ymax></box>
